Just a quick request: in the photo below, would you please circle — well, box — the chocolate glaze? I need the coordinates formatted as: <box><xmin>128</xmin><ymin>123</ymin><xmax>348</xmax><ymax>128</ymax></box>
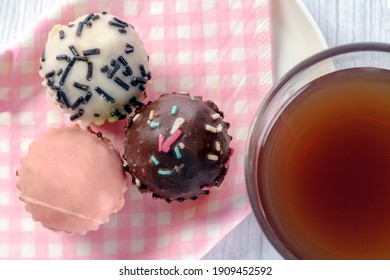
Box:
<box><xmin>123</xmin><ymin>92</ymin><xmax>232</xmax><ymax>202</ymax></box>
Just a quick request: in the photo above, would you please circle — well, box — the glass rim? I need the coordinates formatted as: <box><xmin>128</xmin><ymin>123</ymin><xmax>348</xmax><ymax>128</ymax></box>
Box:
<box><xmin>245</xmin><ymin>42</ymin><xmax>390</xmax><ymax>259</ymax></box>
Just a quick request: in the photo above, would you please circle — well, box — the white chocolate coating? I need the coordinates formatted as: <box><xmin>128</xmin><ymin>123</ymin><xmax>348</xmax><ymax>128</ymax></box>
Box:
<box><xmin>39</xmin><ymin>12</ymin><xmax>151</xmax><ymax>125</ymax></box>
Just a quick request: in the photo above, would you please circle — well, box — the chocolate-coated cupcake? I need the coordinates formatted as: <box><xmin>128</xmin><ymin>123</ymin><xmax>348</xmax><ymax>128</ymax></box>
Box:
<box><xmin>123</xmin><ymin>92</ymin><xmax>232</xmax><ymax>202</ymax></box>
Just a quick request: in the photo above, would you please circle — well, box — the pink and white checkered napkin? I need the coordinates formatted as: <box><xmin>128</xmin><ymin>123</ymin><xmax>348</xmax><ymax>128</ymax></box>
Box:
<box><xmin>0</xmin><ymin>0</ymin><xmax>272</xmax><ymax>259</ymax></box>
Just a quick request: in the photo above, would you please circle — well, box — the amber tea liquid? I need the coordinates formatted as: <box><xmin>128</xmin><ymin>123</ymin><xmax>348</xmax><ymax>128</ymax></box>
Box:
<box><xmin>258</xmin><ymin>67</ymin><xmax>390</xmax><ymax>259</ymax></box>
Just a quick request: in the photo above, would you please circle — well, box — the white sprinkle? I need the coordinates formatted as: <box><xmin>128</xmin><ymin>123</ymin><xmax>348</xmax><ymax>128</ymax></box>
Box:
<box><xmin>216</xmin><ymin>124</ymin><xmax>223</xmax><ymax>132</ymax></box>
<box><xmin>205</xmin><ymin>124</ymin><xmax>217</xmax><ymax>133</ymax></box>
<box><xmin>149</xmin><ymin>110</ymin><xmax>155</xmax><ymax>121</ymax></box>
<box><xmin>135</xmin><ymin>178</ymin><xmax>141</xmax><ymax>187</ymax></box>
<box><xmin>133</xmin><ymin>114</ymin><xmax>140</xmax><ymax>122</ymax></box>
<box><xmin>207</xmin><ymin>154</ymin><xmax>219</xmax><ymax>161</ymax></box>
<box><xmin>170</xmin><ymin>117</ymin><xmax>185</xmax><ymax>134</ymax></box>
<box><xmin>147</xmin><ymin>120</ymin><xmax>151</xmax><ymax>124</ymax></box>
<box><xmin>179</xmin><ymin>91</ymin><xmax>189</xmax><ymax>95</ymax></box>
<box><xmin>215</xmin><ymin>141</ymin><xmax>221</xmax><ymax>151</ymax></box>
<box><xmin>211</xmin><ymin>113</ymin><xmax>221</xmax><ymax>120</ymax></box>
<box><xmin>178</xmin><ymin>142</ymin><xmax>185</xmax><ymax>149</ymax></box>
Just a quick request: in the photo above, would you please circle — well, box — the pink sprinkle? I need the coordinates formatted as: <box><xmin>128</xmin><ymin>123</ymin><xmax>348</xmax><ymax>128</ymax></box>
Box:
<box><xmin>158</xmin><ymin>134</ymin><xmax>165</xmax><ymax>152</ymax></box>
<box><xmin>141</xmin><ymin>168</ymin><xmax>146</xmax><ymax>175</ymax></box>
<box><xmin>162</xmin><ymin>130</ymin><xmax>182</xmax><ymax>153</ymax></box>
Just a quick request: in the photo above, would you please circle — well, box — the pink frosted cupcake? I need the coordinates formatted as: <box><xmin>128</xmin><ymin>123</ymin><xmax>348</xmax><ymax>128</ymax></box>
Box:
<box><xmin>16</xmin><ymin>125</ymin><xmax>127</xmax><ymax>235</ymax></box>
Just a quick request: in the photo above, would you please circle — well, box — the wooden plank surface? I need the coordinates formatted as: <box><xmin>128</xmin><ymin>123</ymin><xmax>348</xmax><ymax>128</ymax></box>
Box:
<box><xmin>1</xmin><ymin>0</ymin><xmax>389</xmax><ymax>259</ymax></box>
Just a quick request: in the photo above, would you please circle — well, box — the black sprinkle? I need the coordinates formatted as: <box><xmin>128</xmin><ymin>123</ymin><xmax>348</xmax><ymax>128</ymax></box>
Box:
<box><xmin>74</xmin><ymin>56</ymin><xmax>88</xmax><ymax>61</ymax></box>
<box><xmin>118</xmin><ymin>29</ymin><xmax>127</xmax><ymax>34</ymax></box>
<box><xmin>70</xmin><ymin>109</ymin><xmax>84</xmax><ymax>121</ymax></box>
<box><xmin>50</xmin><ymin>85</ymin><xmax>60</xmax><ymax>91</ymax></box>
<box><xmin>73</xmin><ymin>82</ymin><xmax>89</xmax><ymax>91</ymax></box>
<box><xmin>139</xmin><ymin>84</ymin><xmax>146</xmax><ymax>92</ymax></box>
<box><xmin>91</xmin><ymin>14</ymin><xmax>100</xmax><ymax>21</ymax></box>
<box><xmin>114</xmin><ymin>77</ymin><xmax>130</xmax><ymax>90</ymax></box>
<box><xmin>85</xmin><ymin>22</ymin><xmax>92</xmax><ymax>28</ymax></box>
<box><xmin>83</xmin><ymin>13</ymin><xmax>94</xmax><ymax>23</ymax></box>
<box><xmin>117</xmin><ymin>55</ymin><xmax>128</xmax><ymax>66</ymax></box>
<box><xmin>107</xmin><ymin>64</ymin><xmax>120</xmax><ymax>79</ymax></box>
<box><xmin>124</xmin><ymin>104</ymin><xmax>132</xmax><ymax>113</ymax></box>
<box><xmin>102</xmin><ymin>11</ymin><xmax>107</xmax><ymax>14</ymax></box>
<box><xmin>100</xmin><ymin>65</ymin><xmax>109</xmax><ymax>73</ymax></box>
<box><xmin>139</xmin><ymin>64</ymin><xmax>146</xmax><ymax>77</ymax></box>
<box><xmin>123</xmin><ymin>66</ymin><xmax>133</xmax><ymax>76</ymax></box>
<box><xmin>94</xmin><ymin>113</ymin><xmax>100</xmax><ymax>117</ymax></box>
<box><xmin>129</xmin><ymin>97</ymin><xmax>143</xmax><ymax>109</ymax></box>
<box><xmin>108</xmin><ymin>20</ymin><xmax>126</xmax><ymax>29</ymax></box>
<box><xmin>68</xmin><ymin>23</ymin><xmax>75</xmax><ymax>28</ymax></box>
<box><xmin>177</xmin><ymin>198</ymin><xmax>185</xmax><ymax>203</ymax></box>
<box><xmin>71</xmin><ymin>96</ymin><xmax>84</xmax><ymax>109</ymax></box>
<box><xmin>59</xmin><ymin>58</ymin><xmax>76</xmax><ymax>86</ymax></box>
<box><xmin>86</xmin><ymin>62</ymin><xmax>93</xmax><ymax>81</ymax></box>
<box><xmin>202</xmin><ymin>190</ymin><xmax>210</xmax><ymax>195</ymax></box>
<box><xmin>131</xmin><ymin>76</ymin><xmax>147</xmax><ymax>86</ymax></box>
<box><xmin>95</xmin><ymin>87</ymin><xmax>115</xmax><ymax>103</ymax></box>
<box><xmin>45</xmin><ymin>70</ymin><xmax>55</xmax><ymax>79</ymax></box>
<box><xmin>59</xmin><ymin>30</ymin><xmax>65</xmax><ymax>39</ymax></box>
<box><xmin>76</xmin><ymin>22</ymin><xmax>84</xmax><ymax>36</ymax></box>
<box><xmin>83</xmin><ymin>48</ymin><xmax>100</xmax><ymax>56</ymax></box>
<box><xmin>147</xmin><ymin>72</ymin><xmax>152</xmax><ymax>80</ymax></box>
<box><xmin>58</xmin><ymin>90</ymin><xmax>72</xmax><ymax>108</ymax></box>
<box><xmin>69</xmin><ymin>45</ymin><xmax>79</xmax><ymax>56</ymax></box>
<box><xmin>124</xmin><ymin>43</ymin><xmax>134</xmax><ymax>54</ymax></box>
<box><xmin>56</xmin><ymin>54</ymin><xmax>69</xmax><ymax>61</ymax></box>
<box><xmin>40</xmin><ymin>50</ymin><xmax>46</xmax><ymax>62</ymax></box>
<box><xmin>110</xmin><ymin>59</ymin><xmax>117</xmax><ymax>66</ymax></box>
<box><xmin>57</xmin><ymin>68</ymin><xmax>63</xmax><ymax>76</ymax></box>
<box><xmin>118</xmin><ymin>114</ymin><xmax>126</xmax><ymax>120</ymax></box>
<box><xmin>47</xmin><ymin>78</ymin><xmax>54</xmax><ymax>86</ymax></box>
<box><xmin>83</xmin><ymin>91</ymin><xmax>93</xmax><ymax>104</ymax></box>
<box><xmin>113</xmin><ymin>16</ymin><xmax>129</xmax><ymax>27</ymax></box>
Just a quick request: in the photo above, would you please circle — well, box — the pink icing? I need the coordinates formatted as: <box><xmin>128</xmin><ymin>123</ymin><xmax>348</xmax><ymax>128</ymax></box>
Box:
<box><xmin>16</xmin><ymin>125</ymin><xmax>127</xmax><ymax>235</ymax></box>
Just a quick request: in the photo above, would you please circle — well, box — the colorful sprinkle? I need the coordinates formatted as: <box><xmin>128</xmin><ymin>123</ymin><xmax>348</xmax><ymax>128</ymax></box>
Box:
<box><xmin>150</xmin><ymin>156</ymin><xmax>159</xmax><ymax>166</ymax></box>
<box><xmin>216</xmin><ymin>124</ymin><xmax>223</xmax><ymax>132</ymax></box>
<box><xmin>170</xmin><ymin>105</ymin><xmax>178</xmax><ymax>115</ymax></box>
<box><xmin>133</xmin><ymin>114</ymin><xmax>141</xmax><ymax>122</ymax></box>
<box><xmin>162</xmin><ymin>130</ymin><xmax>182</xmax><ymax>153</ymax></box>
<box><xmin>178</xmin><ymin>142</ymin><xmax>185</xmax><ymax>149</ymax></box>
<box><xmin>205</xmin><ymin>124</ymin><xmax>217</xmax><ymax>133</ymax></box>
<box><xmin>158</xmin><ymin>134</ymin><xmax>165</xmax><ymax>152</ymax></box>
<box><xmin>158</xmin><ymin>169</ymin><xmax>172</xmax><ymax>176</ymax></box>
<box><xmin>170</xmin><ymin>117</ymin><xmax>185</xmax><ymax>134</ymax></box>
<box><xmin>211</xmin><ymin>113</ymin><xmax>221</xmax><ymax>120</ymax></box>
<box><xmin>149</xmin><ymin>121</ymin><xmax>159</xmax><ymax>129</ymax></box>
<box><xmin>149</xmin><ymin>110</ymin><xmax>155</xmax><ymax>121</ymax></box>
<box><xmin>215</xmin><ymin>141</ymin><xmax>221</xmax><ymax>152</ymax></box>
<box><xmin>135</xmin><ymin>178</ymin><xmax>141</xmax><ymax>187</ymax></box>
<box><xmin>207</xmin><ymin>154</ymin><xmax>219</xmax><ymax>161</ymax></box>
<box><xmin>174</xmin><ymin>146</ymin><xmax>182</xmax><ymax>159</ymax></box>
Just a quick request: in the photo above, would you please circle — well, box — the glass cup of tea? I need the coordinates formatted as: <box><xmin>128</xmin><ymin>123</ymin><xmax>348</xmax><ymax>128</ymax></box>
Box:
<box><xmin>246</xmin><ymin>42</ymin><xmax>390</xmax><ymax>259</ymax></box>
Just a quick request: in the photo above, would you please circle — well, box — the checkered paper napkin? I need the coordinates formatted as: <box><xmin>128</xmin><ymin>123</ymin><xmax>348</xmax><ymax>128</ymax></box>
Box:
<box><xmin>0</xmin><ymin>0</ymin><xmax>272</xmax><ymax>259</ymax></box>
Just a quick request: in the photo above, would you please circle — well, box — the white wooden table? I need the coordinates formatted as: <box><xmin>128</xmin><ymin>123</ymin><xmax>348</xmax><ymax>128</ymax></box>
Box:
<box><xmin>1</xmin><ymin>0</ymin><xmax>389</xmax><ymax>259</ymax></box>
